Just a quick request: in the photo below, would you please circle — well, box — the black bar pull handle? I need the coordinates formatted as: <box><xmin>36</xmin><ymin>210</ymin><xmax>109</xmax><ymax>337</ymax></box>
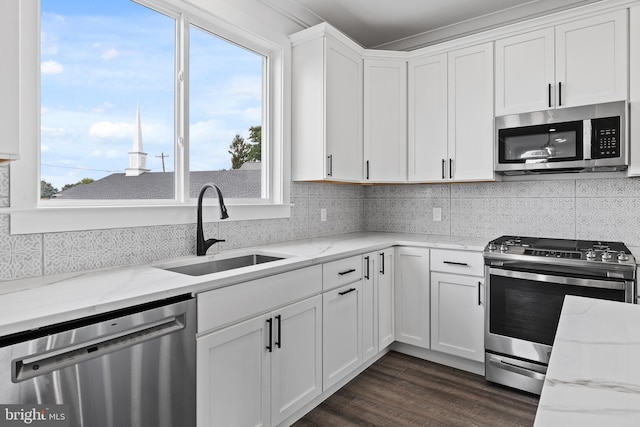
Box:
<box><xmin>275</xmin><ymin>315</ymin><xmax>281</xmax><ymax>349</ymax></box>
<box><xmin>478</xmin><ymin>281</ymin><xmax>482</xmax><ymax>306</ymax></box>
<box><xmin>442</xmin><ymin>159</ymin><xmax>445</xmax><ymax>179</ymax></box>
<box><xmin>449</xmin><ymin>158</ymin><xmax>453</xmax><ymax>179</ymax></box>
<box><xmin>548</xmin><ymin>83</ymin><xmax>552</xmax><ymax>108</ymax></box>
<box><xmin>327</xmin><ymin>155</ymin><xmax>333</xmax><ymax>177</ymax></box>
<box><xmin>380</xmin><ymin>252</ymin><xmax>385</xmax><ymax>275</ymax></box>
<box><xmin>339</xmin><ymin>288</ymin><xmax>356</xmax><ymax>296</ymax></box>
<box><xmin>266</xmin><ymin>318</ymin><xmax>273</xmax><ymax>352</ymax></box>
<box><xmin>558</xmin><ymin>82</ymin><xmax>562</xmax><ymax>106</ymax></box>
<box><xmin>338</xmin><ymin>268</ymin><xmax>356</xmax><ymax>276</ymax></box>
<box><xmin>364</xmin><ymin>256</ymin><xmax>370</xmax><ymax>280</ymax></box>
<box><xmin>366</xmin><ymin>160</ymin><xmax>370</xmax><ymax>180</ymax></box>
<box><xmin>443</xmin><ymin>261</ymin><xmax>468</xmax><ymax>266</ymax></box>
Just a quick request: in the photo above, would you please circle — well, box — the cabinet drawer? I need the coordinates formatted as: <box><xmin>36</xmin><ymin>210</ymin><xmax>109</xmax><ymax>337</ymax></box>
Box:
<box><xmin>197</xmin><ymin>265</ymin><xmax>322</xmax><ymax>334</ymax></box>
<box><xmin>323</xmin><ymin>255</ymin><xmax>363</xmax><ymax>291</ymax></box>
<box><xmin>430</xmin><ymin>249</ymin><xmax>483</xmax><ymax>276</ymax></box>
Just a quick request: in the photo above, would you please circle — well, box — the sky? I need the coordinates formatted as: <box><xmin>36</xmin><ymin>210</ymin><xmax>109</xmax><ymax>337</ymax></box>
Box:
<box><xmin>40</xmin><ymin>0</ymin><xmax>263</xmax><ymax>190</ymax></box>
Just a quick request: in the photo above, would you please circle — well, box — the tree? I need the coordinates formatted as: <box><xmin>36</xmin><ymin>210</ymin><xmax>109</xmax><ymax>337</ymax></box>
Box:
<box><xmin>61</xmin><ymin>178</ymin><xmax>95</xmax><ymax>191</ymax></box>
<box><xmin>228</xmin><ymin>134</ymin><xmax>250</xmax><ymax>169</ymax></box>
<box><xmin>40</xmin><ymin>180</ymin><xmax>58</xmax><ymax>199</ymax></box>
<box><xmin>247</xmin><ymin>125</ymin><xmax>261</xmax><ymax>162</ymax></box>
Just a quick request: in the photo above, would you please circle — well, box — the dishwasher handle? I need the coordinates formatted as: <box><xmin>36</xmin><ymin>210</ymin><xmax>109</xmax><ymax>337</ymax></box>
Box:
<box><xmin>13</xmin><ymin>314</ymin><xmax>186</xmax><ymax>383</ymax></box>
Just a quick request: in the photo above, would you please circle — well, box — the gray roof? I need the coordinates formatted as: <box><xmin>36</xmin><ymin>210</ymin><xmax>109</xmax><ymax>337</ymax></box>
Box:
<box><xmin>55</xmin><ymin>169</ymin><xmax>262</xmax><ymax>199</ymax></box>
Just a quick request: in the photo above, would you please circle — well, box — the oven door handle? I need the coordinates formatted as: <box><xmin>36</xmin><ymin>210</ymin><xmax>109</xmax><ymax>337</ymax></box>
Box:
<box><xmin>488</xmin><ymin>357</ymin><xmax>547</xmax><ymax>381</ymax></box>
<box><xmin>488</xmin><ymin>267</ymin><xmax>627</xmax><ymax>290</ymax></box>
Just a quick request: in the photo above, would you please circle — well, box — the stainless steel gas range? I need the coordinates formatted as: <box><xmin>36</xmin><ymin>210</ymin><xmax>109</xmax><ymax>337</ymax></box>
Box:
<box><xmin>483</xmin><ymin>236</ymin><xmax>636</xmax><ymax>395</ymax></box>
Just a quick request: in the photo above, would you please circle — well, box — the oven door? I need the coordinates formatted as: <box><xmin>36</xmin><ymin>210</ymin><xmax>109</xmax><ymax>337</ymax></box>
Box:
<box><xmin>485</xmin><ymin>266</ymin><xmax>630</xmax><ymax>365</ymax></box>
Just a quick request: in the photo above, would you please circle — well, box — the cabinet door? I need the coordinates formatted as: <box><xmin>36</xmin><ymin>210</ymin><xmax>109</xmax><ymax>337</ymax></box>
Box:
<box><xmin>197</xmin><ymin>315</ymin><xmax>271</xmax><ymax>427</ymax></box>
<box><xmin>323</xmin><ymin>281</ymin><xmax>363</xmax><ymax>390</ymax></box>
<box><xmin>362</xmin><ymin>252</ymin><xmax>378</xmax><ymax>362</ymax></box>
<box><xmin>326</xmin><ymin>38</ymin><xmax>363</xmax><ymax>181</ymax></box>
<box><xmin>0</xmin><ymin>0</ymin><xmax>19</xmax><ymax>161</ymax></box>
<box><xmin>271</xmin><ymin>296</ymin><xmax>322</xmax><ymax>425</ymax></box>
<box><xmin>363</xmin><ymin>59</ymin><xmax>407</xmax><ymax>182</ymax></box>
<box><xmin>556</xmin><ymin>10</ymin><xmax>627</xmax><ymax>108</ymax></box>
<box><xmin>629</xmin><ymin>6</ymin><xmax>640</xmax><ymax>176</ymax></box>
<box><xmin>430</xmin><ymin>272</ymin><xmax>484</xmax><ymax>362</ymax></box>
<box><xmin>448</xmin><ymin>43</ymin><xmax>494</xmax><ymax>181</ymax></box>
<box><xmin>378</xmin><ymin>250</ymin><xmax>395</xmax><ymax>350</ymax></box>
<box><xmin>394</xmin><ymin>247</ymin><xmax>430</xmax><ymax>348</ymax></box>
<box><xmin>408</xmin><ymin>54</ymin><xmax>448</xmax><ymax>181</ymax></box>
<box><xmin>495</xmin><ymin>28</ymin><xmax>555</xmax><ymax>115</ymax></box>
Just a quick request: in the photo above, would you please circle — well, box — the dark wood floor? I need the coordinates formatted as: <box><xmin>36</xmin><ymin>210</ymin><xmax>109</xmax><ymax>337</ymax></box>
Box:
<box><xmin>294</xmin><ymin>351</ymin><xmax>539</xmax><ymax>427</ymax></box>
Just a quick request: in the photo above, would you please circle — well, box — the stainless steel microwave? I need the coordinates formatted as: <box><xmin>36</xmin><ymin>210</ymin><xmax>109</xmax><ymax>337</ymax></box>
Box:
<box><xmin>495</xmin><ymin>101</ymin><xmax>627</xmax><ymax>175</ymax></box>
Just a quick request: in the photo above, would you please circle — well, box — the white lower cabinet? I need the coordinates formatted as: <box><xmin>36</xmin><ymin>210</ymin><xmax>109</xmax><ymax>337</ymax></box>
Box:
<box><xmin>377</xmin><ymin>250</ymin><xmax>395</xmax><ymax>350</ymax></box>
<box><xmin>394</xmin><ymin>247</ymin><xmax>430</xmax><ymax>348</ymax></box>
<box><xmin>430</xmin><ymin>273</ymin><xmax>484</xmax><ymax>361</ymax></box>
<box><xmin>362</xmin><ymin>249</ymin><xmax>395</xmax><ymax>363</ymax></box>
<box><xmin>197</xmin><ymin>295</ymin><xmax>322</xmax><ymax>427</ymax></box>
<box><xmin>430</xmin><ymin>249</ymin><xmax>484</xmax><ymax>362</ymax></box>
<box><xmin>322</xmin><ymin>281</ymin><xmax>363</xmax><ymax>390</ymax></box>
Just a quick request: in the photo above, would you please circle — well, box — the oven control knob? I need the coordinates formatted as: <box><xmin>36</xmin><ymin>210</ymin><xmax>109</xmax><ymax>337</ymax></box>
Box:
<box><xmin>617</xmin><ymin>251</ymin><xmax>630</xmax><ymax>262</ymax></box>
<box><xmin>499</xmin><ymin>243</ymin><xmax>509</xmax><ymax>252</ymax></box>
<box><xmin>487</xmin><ymin>243</ymin><xmax>497</xmax><ymax>252</ymax></box>
<box><xmin>601</xmin><ymin>251</ymin><xmax>613</xmax><ymax>261</ymax></box>
<box><xmin>586</xmin><ymin>250</ymin><xmax>597</xmax><ymax>260</ymax></box>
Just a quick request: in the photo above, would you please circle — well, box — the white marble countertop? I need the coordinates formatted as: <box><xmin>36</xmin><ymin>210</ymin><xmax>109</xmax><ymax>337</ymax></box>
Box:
<box><xmin>535</xmin><ymin>296</ymin><xmax>640</xmax><ymax>426</ymax></box>
<box><xmin>0</xmin><ymin>232</ymin><xmax>488</xmax><ymax>337</ymax></box>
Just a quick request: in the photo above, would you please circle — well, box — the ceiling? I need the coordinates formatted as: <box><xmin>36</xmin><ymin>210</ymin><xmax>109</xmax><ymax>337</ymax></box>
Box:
<box><xmin>261</xmin><ymin>0</ymin><xmax>601</xmax><ymax>49</ymax></box>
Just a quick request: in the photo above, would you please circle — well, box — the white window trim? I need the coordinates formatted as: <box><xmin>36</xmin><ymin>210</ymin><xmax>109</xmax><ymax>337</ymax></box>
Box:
<box><xmin>9</xmin><ymin>0</ymin><xmax>291</xmax><ymax>235</ymax></box>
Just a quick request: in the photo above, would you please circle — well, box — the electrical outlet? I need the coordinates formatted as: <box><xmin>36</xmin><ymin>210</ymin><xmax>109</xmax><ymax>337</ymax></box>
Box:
<box><xmin>432</xmin><ymin>207</ymin><xmax>442</xmax><ymax>222</ymax></box>
<box><xmin>321</xmin><ymin>208</ymin><xmax>327</xmax><ymax>222</ymax></box>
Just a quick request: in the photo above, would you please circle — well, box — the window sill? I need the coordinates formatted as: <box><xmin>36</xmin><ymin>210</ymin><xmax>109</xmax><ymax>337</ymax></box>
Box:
<box><xmin>9</xmin><ymin>203</ymin><xmax>292</xmax><ymax>235</ymax></box>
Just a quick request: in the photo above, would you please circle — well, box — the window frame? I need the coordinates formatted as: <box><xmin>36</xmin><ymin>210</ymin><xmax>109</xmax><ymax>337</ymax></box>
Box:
<box><xmin>8</xmin><ymin>0</ymin><xmax>290</xmax><ymax>235</ymax></box>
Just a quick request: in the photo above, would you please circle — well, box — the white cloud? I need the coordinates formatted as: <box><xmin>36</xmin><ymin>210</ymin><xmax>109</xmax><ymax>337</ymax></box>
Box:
<box><xmin>227</xmin><ymin>76</ymin><xmax>262</xmax><ymax>100</ymax></box>
<box><xmin>41</xmin><ymin>60</ymin><xmax>64</xmax><ymax>75</ymax></box>
<box><xmin>89</xmin><ymin>121</ymin><xmax>134</xmax><ymax>139</ymax></box>
<box><xmin>88</xmin><ymin>149</ymin><xmax>125</xmax><ymax>159</ymax></box>
<box><xmin>92</xmin><ymin>102</ymin><xmax>115</xmax><ymax>113</ymax></box>
<box><xmin>41</xmin><ymin>126</ymin><xmax>67</xmax><ymax>137</ymax></box>
<box><xmin>101</xmin><ymin>48</ymin><xmax>120</xmax><ymax>61</ymax></box>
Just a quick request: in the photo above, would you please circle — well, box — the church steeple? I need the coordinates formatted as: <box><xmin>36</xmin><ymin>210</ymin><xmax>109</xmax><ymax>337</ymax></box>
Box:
<box><xmin>125</xmin><ymin>104</ymin><xmax>150</xmax><ymax>176</ymax></box>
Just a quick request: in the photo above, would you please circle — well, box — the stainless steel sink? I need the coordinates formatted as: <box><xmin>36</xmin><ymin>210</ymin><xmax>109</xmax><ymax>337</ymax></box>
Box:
<box><xmin>162</xmin><ymin>254</ymin><xmax>285</xmax><ymax>276</ymax></box>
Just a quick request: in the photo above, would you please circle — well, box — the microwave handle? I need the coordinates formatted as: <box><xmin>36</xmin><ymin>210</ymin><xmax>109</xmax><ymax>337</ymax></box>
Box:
<box><xmin>583</xmin><ymin>120</ymin><xmax>592</xmax><ymax>160</ymax></box>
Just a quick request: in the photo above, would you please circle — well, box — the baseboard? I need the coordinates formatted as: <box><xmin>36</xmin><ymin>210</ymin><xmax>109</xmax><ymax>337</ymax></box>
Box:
<box><xmin>390</xmin><ymin>342</ymin><xmax>485</xmax><ymax>376</ymax></box>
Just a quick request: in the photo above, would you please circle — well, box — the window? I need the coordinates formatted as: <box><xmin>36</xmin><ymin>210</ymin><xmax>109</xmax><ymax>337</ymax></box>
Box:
<box><xmin>40</xmin><ymin>0</ymin><xmax>265</xmax><ymax>202</ymax></box>
<box><xmin>9</xmin><ymin>0</ymin><xmax>288</xmax><ymax>234</ymax></box>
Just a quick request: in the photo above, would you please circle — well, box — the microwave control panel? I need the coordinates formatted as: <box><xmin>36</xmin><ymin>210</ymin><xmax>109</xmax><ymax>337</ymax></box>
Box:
<box><xmin>591</xmin><ymin>116</ymin><xmax>620</xmax><ymax>159</ymax></box>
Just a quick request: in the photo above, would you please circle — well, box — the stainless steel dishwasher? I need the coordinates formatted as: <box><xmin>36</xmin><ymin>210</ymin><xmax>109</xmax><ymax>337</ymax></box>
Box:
<box><xmin>0</xmin><ymin>294</ymin><xmax>196</xmax><ymax>427</ymax></box>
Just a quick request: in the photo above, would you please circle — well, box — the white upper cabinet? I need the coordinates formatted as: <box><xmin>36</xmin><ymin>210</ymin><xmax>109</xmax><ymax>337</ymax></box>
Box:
<box><xmin>556</xmin><ymin>11</ymin><xmax>627</xmax><ymax>108</ymax></box>
<box><xmin>0</xmin><ymin>0</ymin><xmax>19</xmax><ymax>162</ymax></box>
<box><xmin>408</xmin><ymin>54</ymin><xmax>448</xmax><ymax>182</ymax></box>
<box><xmin>447</xmin><ymin>43</ymin><xmax>494</xmax><ymax>182</ymax></box>
<box><xmin>629</xmin><ymin>6</ymin><xmax>640</xmax><ymax>177</ymax></box>
<box><xmin>495</xmin><ymin>28</ymin><xmax>555</xmax><ymax>115</ymax></box>
<box><xmin>495</xmin><ymin>10</ymin><xmax>627</xmax><ymax>115</ymax></box>
<box><xmin>409</xmin><ymin>43</ymin><xmax>494</xmax><ymax>182</ymax></box>
<box><xmin>291</xmin><ymin>25</ymin><xmax>363</xmax><ymax>182</ymax></box>
<box><xmin>363</xmin><ymin>57</ymin><xmax>407</xmax><ymax>182</ymax></box>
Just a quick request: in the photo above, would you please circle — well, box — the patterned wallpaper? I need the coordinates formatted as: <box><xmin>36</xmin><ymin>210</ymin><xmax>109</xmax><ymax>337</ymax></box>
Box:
<box><xmin>3</xmin><ymin>161</ymin><xmax>640</xmax><ymax>283</ymax></box>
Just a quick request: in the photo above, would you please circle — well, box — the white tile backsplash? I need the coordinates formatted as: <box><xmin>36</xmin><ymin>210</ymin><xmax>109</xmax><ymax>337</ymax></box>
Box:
<box><xmin>5</xmin><ymin>175</ymin><xmax>640</xmax><ymax>283</ymax></box>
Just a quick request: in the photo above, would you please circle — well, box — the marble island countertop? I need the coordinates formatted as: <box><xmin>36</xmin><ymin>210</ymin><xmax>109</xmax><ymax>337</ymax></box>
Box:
<box><xmin>0</xmin><ymin>232</ymin><xmax>488</xmax><ymax>337</ymax></box>
<box><xmin>535</xmin><ymin>296</ymin><xmax>640</xmax><ymax>426</ymax></box>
